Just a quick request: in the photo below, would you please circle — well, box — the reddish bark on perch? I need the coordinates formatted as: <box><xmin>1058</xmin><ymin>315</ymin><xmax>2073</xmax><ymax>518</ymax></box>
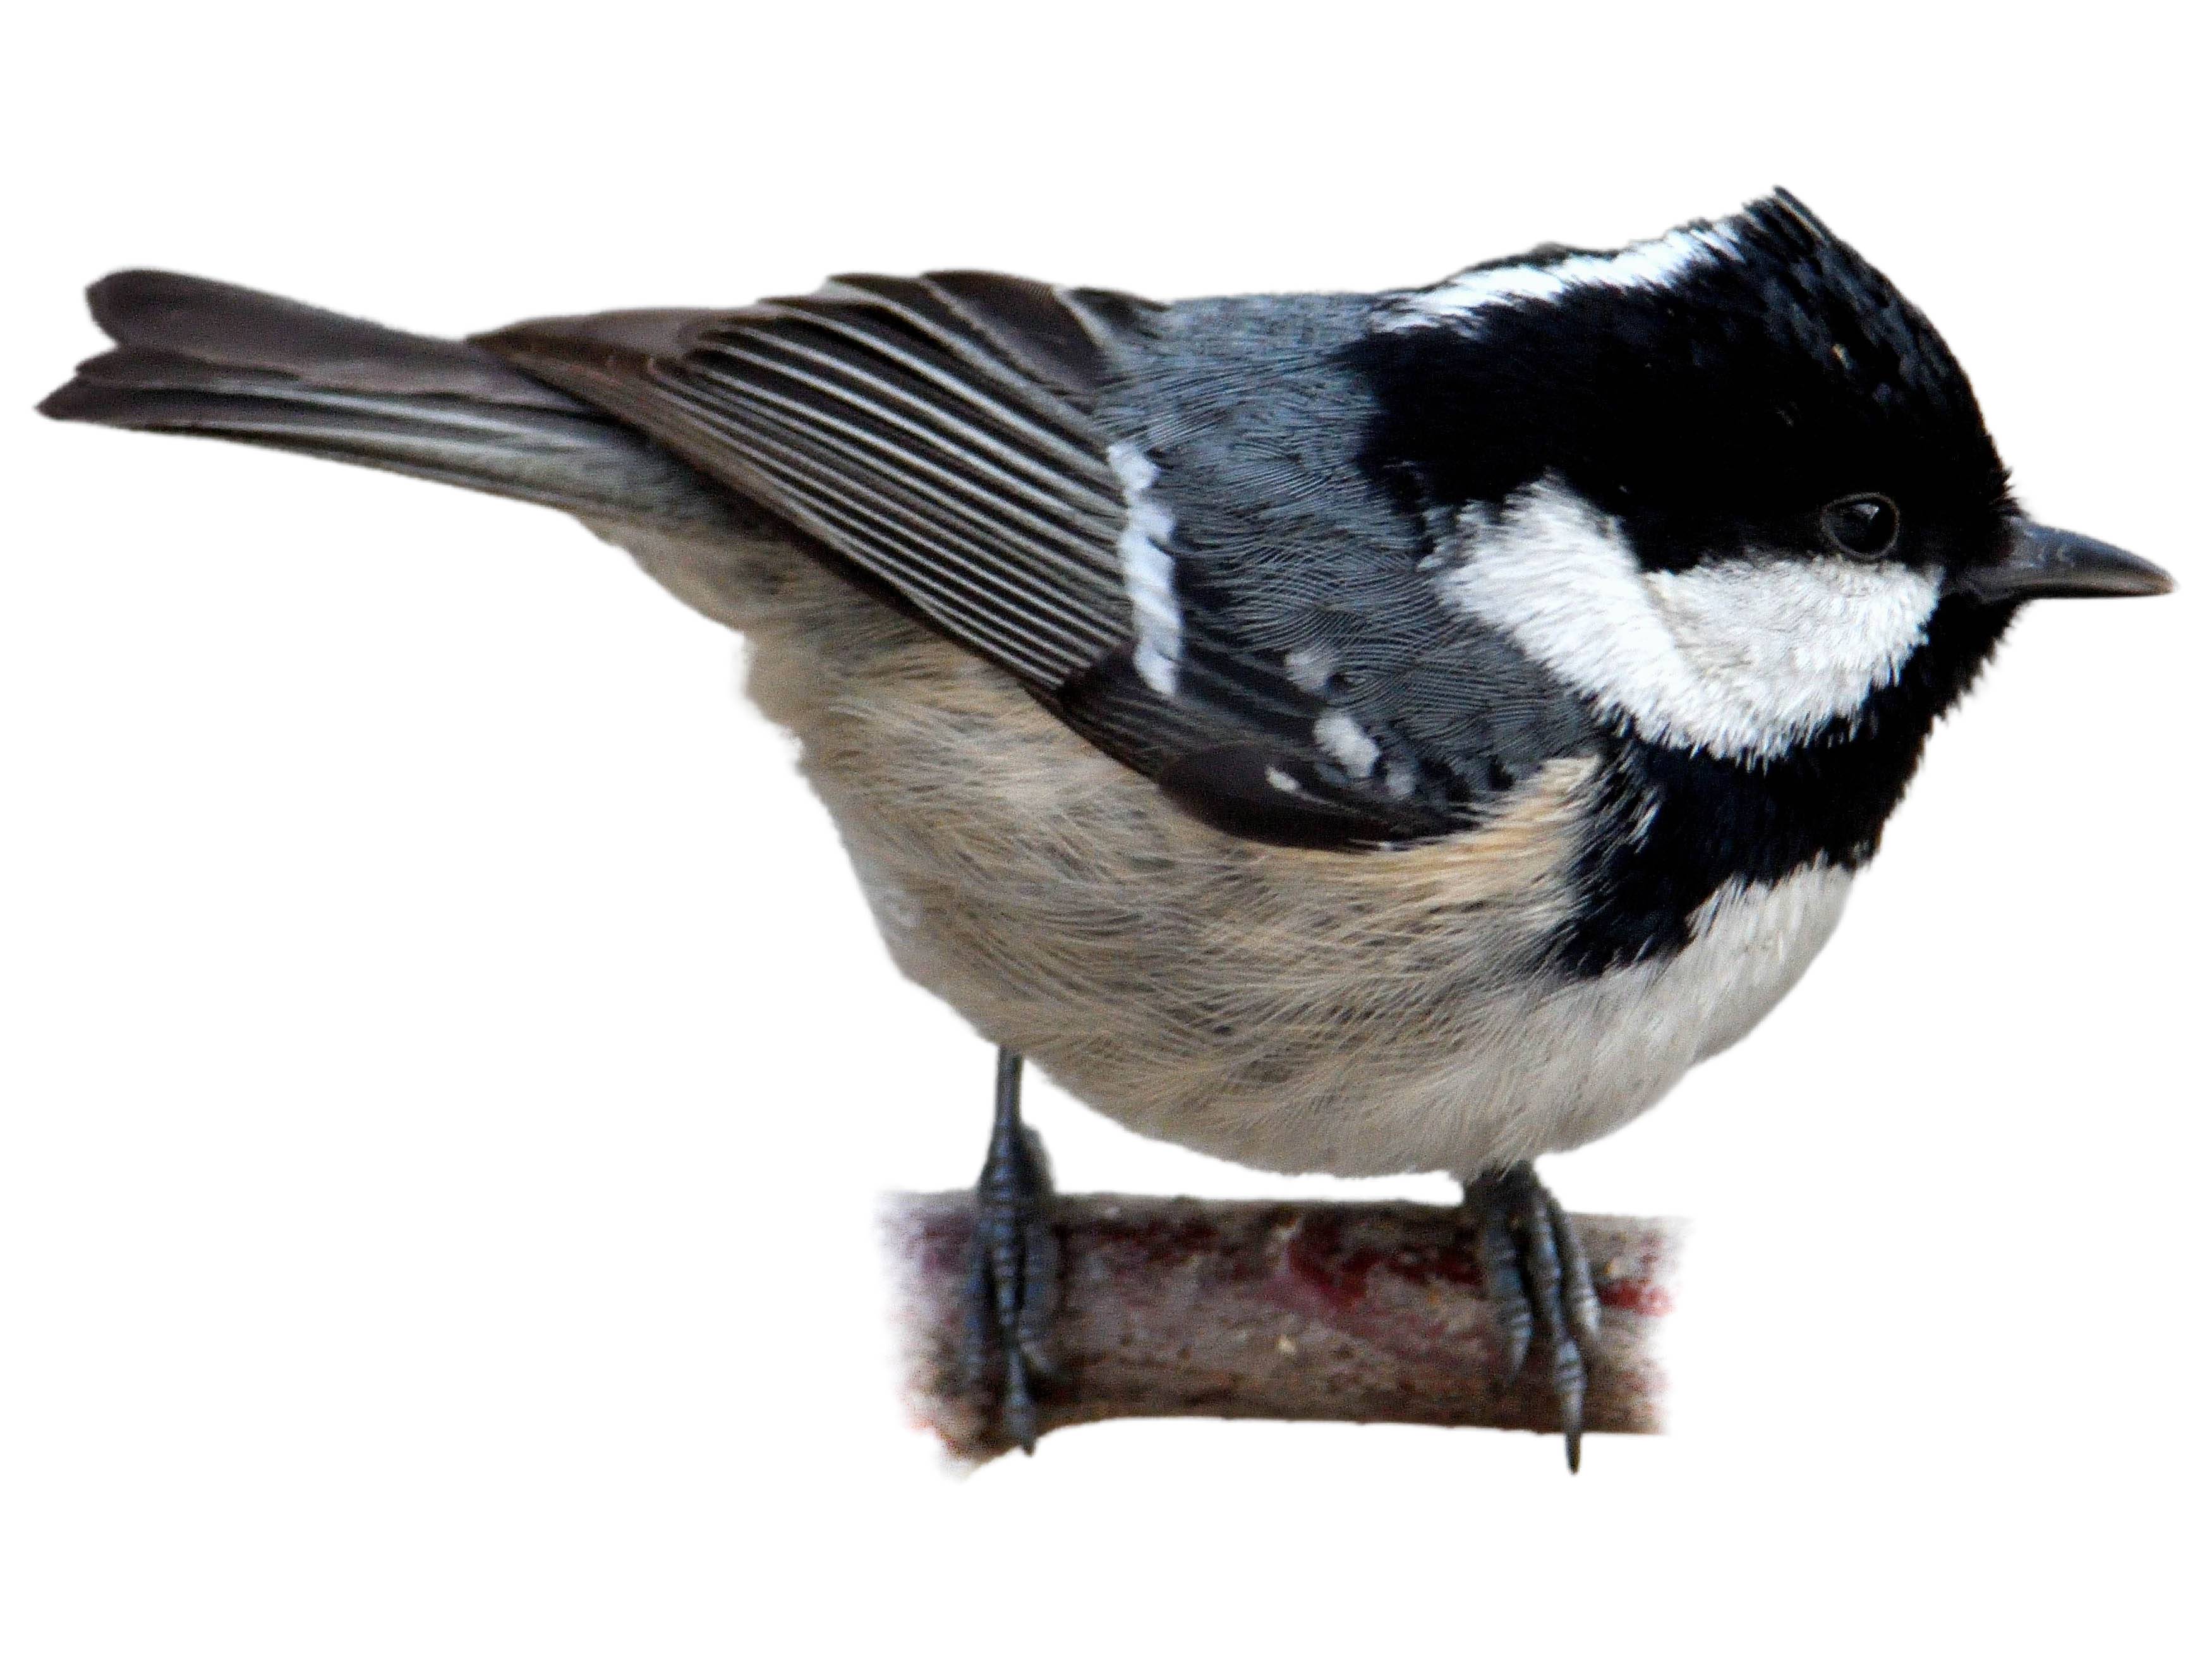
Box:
<box><xmin>883</xmin><ymin>1192</ymin><xmax>1681</xmax><ymax>1463</ymax></box>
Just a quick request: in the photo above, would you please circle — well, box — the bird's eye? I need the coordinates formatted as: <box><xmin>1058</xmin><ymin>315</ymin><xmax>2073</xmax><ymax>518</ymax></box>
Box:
<box><xmin>1822</xmin><ymin>494</ymin><xmax>1900</xmax><ymax>560</ymax></box>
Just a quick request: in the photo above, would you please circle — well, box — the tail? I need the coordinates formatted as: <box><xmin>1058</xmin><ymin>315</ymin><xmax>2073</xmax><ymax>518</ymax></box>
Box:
<box><xmin>39</xmin><ymin>270</ymin><xmax>754</xmax><ymax>535</ymax></box>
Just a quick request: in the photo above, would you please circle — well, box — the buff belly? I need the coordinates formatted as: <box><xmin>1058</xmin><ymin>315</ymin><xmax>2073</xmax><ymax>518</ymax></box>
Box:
<box><xmin>608</xmin><ymin>520</ymin><xmax>1854</xmax><ymax>1178</ymax></box>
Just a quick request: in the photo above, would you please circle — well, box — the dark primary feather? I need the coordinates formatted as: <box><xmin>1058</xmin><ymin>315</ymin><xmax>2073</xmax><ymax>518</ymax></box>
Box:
<box><xmin>475</xmin><ymin>279</ymin><xmax>1135</xmax><ymax>690</ymax></box>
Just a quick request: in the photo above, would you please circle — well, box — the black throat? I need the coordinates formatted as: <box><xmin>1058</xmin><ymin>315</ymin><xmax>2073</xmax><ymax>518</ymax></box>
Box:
<box><xmin>1559</xmin><ymin>596</ymin><xmax>2014</xmax><ymax>975</ymax></box>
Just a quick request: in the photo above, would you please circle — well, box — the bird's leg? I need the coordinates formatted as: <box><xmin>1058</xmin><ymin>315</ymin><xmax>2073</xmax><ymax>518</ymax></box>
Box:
<box><xmin>1463</xmin><ymin>1162</ymin><xmax>1602</xmax><ymax>1471</ymax></box>
<box><xmin>963</xmin><ymin>1049</ymin><xmax>1060</xmax><ymax>1453</ymax></box>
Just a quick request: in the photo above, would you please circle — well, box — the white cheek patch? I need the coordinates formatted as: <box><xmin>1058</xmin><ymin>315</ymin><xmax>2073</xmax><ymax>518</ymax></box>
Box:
<box><xmin>1106</xmin><ymin>442</ymin><xmax>1183</xmax><ymax>697</ymax></box>
<box><xmin>1430</xmin><ymin>480</ymin><xmax>1942</xmax><ymax>760</ymax></box>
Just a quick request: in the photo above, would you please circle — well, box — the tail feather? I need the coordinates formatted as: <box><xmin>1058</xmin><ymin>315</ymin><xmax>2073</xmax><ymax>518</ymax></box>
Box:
<box><xmin>40</xmin><ymin>271</ymin><xmax>759</xmax><ymax>534</ymax></box>
<box><xmin>81</xmin><ymin>270</ymin><xmax>582</xmax><ymax>406</ymax></box>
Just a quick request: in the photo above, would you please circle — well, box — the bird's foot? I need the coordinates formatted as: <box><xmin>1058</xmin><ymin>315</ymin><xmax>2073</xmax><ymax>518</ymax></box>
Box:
<box><xmin>964</xmin><ymin>1051</ymin><xmax>1060</xmax><ymax>1453</ymax></box>
<box><xmin>1463</xmin><ymin>1162</ymin><xmax>1602</xmax><ymax>1471</ymax></box>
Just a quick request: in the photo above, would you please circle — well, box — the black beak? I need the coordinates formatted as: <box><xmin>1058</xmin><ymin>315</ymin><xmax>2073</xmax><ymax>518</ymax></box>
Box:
<box><xmin>1952</xmin><ymin>520</ymin><xmax>2174</xmax><ymax>604</ymax></box>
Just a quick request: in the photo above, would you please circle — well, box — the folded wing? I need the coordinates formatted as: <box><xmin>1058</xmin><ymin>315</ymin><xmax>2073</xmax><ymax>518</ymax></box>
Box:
<box><xmin>478</xmin><ymin>274</ymin><xmax>1463</xmax><ymax>847</ymax></box>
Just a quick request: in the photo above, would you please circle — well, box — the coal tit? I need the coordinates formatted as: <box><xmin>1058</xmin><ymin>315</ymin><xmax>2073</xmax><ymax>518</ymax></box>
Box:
<box><xmin>39</xmin><ymin>190</ymin><xmax>2172</xmax><ymax>1468</ymax></box>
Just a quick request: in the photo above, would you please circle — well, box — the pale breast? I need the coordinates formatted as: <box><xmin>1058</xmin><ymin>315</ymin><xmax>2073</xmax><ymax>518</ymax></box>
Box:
<box><xmin>610</xmin><ymin>519</ymin><xmax>1854</xmax><ymax>1179</ymax></box>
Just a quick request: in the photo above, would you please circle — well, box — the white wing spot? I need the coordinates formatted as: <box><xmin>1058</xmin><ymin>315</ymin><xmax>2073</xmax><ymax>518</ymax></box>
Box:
<box><xmin>1107</xmin><ymin>441</ymin><xmax>1183</xmax><ymax>696</ymax></box>
<box><xmin>1313</xmin><ymin>709</ymin><xmax>1381</xmax><ymax>778</ymax></box>
<box><xmin>1284</xmin><ymin>642</ymin><xmax>1338</xmax><ymax>692</ymax></box>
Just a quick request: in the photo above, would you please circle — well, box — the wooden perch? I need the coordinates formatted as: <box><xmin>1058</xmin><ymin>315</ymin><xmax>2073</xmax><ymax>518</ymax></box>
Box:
<box><xmin>882</xmin><ymin>1192</ymin><xmax>1681</xmax><ymax>1463</ymax></box>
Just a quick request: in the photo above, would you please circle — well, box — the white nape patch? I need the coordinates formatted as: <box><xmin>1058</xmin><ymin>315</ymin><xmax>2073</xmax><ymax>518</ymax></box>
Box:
<box><xmin>1106</xmin><ymin>442</ymin><xmax>1183</xmax><ymax>696</ymax></box>
<box><xmin>1431</xmin><ymin>480</ymin><xmax>1941</xmax><ymax>760</ymax></box>
<box><xmin>1381</xmin><ymin>223</ymin><xmax>1739</xmax><ymax>330</ymax></box>
<box><xmin>1313</xmin><ymin>709</ymin><xmax>1381</xmax><ymax>778</ymax></box>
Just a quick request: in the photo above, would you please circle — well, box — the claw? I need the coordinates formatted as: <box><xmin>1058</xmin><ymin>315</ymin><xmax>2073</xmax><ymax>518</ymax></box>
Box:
<box><xmin>1465</xmin><ymin>1162</ymin><xmax>1598</xmax><ymax>1472</ymax></box>
<box><xmin>1542</xmin><ymin>1184</ymin><xmax>1603</xmax><ymax>1349</ymax></box>
<box><xmin>1470</xmin><ymin>1185</ymin><xmax>1535</xmax><ymax>1377</ymax></box>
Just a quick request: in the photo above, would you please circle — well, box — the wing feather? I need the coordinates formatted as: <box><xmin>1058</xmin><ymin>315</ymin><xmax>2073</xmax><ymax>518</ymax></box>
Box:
<box><xmin>476</xmin><ymin>275</ymin><xmax>1465</xmax><ymax>847</ymax></box>
<box><xmin>687</xmin><ymin>334</ymin><xmax>1120</xmax><ymax>565</ymax></box>
<box><xmin>684</xmin><ymin>400</ymin><xmax>1113</xmax><ymax>681</ymax></box>
<box><xmin>483</xmin><ymin>278</ymin><xmax>1132</xmax><ymax>689</ymax></box>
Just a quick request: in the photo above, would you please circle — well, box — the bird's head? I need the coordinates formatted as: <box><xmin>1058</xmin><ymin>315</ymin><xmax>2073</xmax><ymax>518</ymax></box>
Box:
<box><xmin>1353</xmin><ymin>190</ymin><xmax>2171</xmax><ymax>764</ymax></box>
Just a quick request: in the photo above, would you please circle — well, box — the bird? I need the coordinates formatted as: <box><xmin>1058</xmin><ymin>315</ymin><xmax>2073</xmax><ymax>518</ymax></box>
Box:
<box><xmin>39</xmin><ymin>189</ymin><xmax>2172</xmax><ymax>1470</ymax></box>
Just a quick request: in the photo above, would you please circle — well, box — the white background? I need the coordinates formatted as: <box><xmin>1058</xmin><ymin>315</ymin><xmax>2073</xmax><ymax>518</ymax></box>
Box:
<box><xmin>4</xmin><ymin>5</ymin><xmax>2206</xmax><ymax>1654</ymax></box>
